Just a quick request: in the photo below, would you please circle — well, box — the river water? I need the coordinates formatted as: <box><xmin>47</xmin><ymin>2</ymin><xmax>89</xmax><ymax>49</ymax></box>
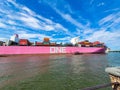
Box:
<box><xmin>0</xmin><ymin>52</ymin><xmax>119</xmax><ymax>90</ymax></box>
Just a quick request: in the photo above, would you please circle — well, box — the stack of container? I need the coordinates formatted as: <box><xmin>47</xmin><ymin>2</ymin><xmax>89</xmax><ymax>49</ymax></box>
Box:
<box><xmin>35</xmin><ymin>42</ymin><xmax>43</xmax><ymax>46</ymax></box>
<box><xmin>43</xmin><ymin>37</ymin><xmax>50</xmax><ymax>45</ymax></box>
<box><xmin>50</xmin><ymin>43</ymin><xmax>56</xmax><ymax>46</ymax></box>
<box><xmin>19</xmin><ymin>39</ymin><xmax>30</xmax><ymax>46</ymax></box>
<box><xmin>78</xmin><ymin>40</ymin><xmax>105</xmax><ymax>47</ymax></box>
<box><xmin>93</xmin><ymin>41</ymin><xmax>104</xmax><ymax>47</ymax></box>
<box><xmin>78</xmin><ymin>40</ymin><xmax>93</xmax><ymax>47</ymax></box>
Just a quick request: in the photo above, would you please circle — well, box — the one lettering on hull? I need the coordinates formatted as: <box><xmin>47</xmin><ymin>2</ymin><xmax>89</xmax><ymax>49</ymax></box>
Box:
<box><xmin>50</xmin><ymin>47</ymin><xmax>66</xmax><ymax>53</ymax></box>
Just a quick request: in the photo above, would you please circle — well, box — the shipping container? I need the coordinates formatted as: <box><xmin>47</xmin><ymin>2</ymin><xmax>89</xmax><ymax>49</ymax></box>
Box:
<box><xmin>43</xmin><ymin>42</ymin><xmax>50</xmax><ymax>45</ymax></box>
<box><xmin>50</xmin><ymin>43</ymin><xmax>56</xmax><ymax>46</ymax></box>
<box><xmin>19</xmin><ymin>39</ymin><xmax>30</xmax><ymax>46</ymax></box>
<box><xmin>95</xmin><ymin>44</ymin><xmax>104</xmax><ymax>47</ymax></box>
<box><xmin>79</xmin><ymin>41</ymin><xmax>93</xmax><ymax>46</ymax></box>
<box><xmin>93</xmin><ymin>41</ymin><xmax>101</xmax><ymax>45</ymax></box>
<box><xmin>84</xmin><ymin>40</ymin><xmax>89</xmax><ymax>42</ymax></box>
<box><xmin>81</xmin><ymin>44</ymin><xmax>85</xmax><ymax>47</ymax></box>
<box><xmin>43</xmin><ymin>37</ymin><xmax>50</xmax><ymax>42</ymax></box>
<box><xmin>36</xmin><ymin>42</ymin><xmax>43</xmax><ymax>46</ymax></box>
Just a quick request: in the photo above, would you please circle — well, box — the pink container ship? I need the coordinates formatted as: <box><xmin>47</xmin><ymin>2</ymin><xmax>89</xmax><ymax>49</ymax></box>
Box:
<box><xmin>0</xmin><ymin>34</ymin><xmax>107</xmax><ymax>55</ymax></box>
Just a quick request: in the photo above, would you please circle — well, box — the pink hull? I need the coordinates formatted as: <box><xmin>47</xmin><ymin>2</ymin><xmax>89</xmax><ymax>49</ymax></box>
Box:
<box><xmin>0</xmin><ymin>46</ymin><xmax>106</xmax><ymax>55</ymax></box>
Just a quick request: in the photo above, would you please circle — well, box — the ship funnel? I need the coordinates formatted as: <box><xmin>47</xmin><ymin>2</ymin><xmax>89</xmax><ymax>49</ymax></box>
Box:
<box><xmin>70</xmin><ymin>36</ymin><xmax>80</xmax><ymax>45</ymax></box>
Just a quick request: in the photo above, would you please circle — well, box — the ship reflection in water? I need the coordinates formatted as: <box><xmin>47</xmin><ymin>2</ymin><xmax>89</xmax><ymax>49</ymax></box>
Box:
<box><xmin>0</xmin><ymin>54</ymin><xmax>111</xmax><ymax>90</ymax></box>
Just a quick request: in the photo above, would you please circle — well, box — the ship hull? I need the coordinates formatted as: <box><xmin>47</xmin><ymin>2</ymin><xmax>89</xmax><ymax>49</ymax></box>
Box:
<box><xmin>0</xmin><ymin>46</ymin><xmax>106</xmax><ymax>55</ymax></box>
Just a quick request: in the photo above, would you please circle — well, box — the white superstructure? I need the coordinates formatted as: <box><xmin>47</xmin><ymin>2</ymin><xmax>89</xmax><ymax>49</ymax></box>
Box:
<box><xmin>70</xmin><ymin>36</ymin><xmax>80</xmax><ymax>45</ymax></box>
<box><xmin>10</xmin><ymin>34</ymin><xmax>19</xmax><ymax>43</ymax></box>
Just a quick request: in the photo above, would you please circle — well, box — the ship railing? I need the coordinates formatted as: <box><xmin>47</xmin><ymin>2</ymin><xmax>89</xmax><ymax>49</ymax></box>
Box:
<box><xmin>80</xmin><ymin>82</ymin><xmax>120</xmax><ymax>90</ymax></box>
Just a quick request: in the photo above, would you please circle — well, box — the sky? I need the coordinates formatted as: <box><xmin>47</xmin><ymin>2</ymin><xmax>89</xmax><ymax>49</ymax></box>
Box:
<box><xmin>0</xmin><ymin>0</ymin><xmax>120</xmax><ymax>50</ymax></box>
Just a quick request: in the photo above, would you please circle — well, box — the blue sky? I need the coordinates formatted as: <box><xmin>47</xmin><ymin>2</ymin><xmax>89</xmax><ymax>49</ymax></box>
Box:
<box><xmin>0</xmin><ymin>0</ymin><xmax>120</xmax><ymax>50</ymax></box>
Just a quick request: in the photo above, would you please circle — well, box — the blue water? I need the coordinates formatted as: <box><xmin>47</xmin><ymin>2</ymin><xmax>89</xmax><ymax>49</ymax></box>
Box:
<box><xmin>107</xmin><ymin>52</ymin><xmax>120</xmax><ymax>67</ymax></box>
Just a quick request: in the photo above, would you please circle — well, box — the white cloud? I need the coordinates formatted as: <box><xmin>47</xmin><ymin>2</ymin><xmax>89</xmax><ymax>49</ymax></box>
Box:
<box><xmin>22</xmin><ymin>6</ymin><xmax>34</xmax><ymax>15</ymax></box>
<box><xmin>83</xmin><ymin>29</ymin><xmax>93</xmax><ymax>34</ymax></box>
<box><xmin>0</xmin><ymin>38</ymin><xmax>8</xmax><ymax>41</ymax></box>
<box><xmin>76</xmin><ymin>29</ymin><xmax>81</xmax><ymax>34</ymax></box>
<box><xmin>40</xmin><ymin>0</ymin><xmax>91</xmax><ymax>31</ymax></box>
<box><xmin>19</xmin><ymin>3</ymin><xmax>69</xmax><ymax>32</ymax></box>
<box><xmin>99</xmin><ymin>14</ymin><xmax>114</xmax><ymax>25</ymax></box>
<box><xmin>83</xmin><ymin>10</ymin><xmax>120</xmax><ymax>50</ymax></box>
<box><xmin>7</xmin><ymin>0</ymin><xmax>19</xmax><ymax>8</ymax></box>
<box><xmin>17</xmin><ymin>8</ymin><xmax>68</xmax><ymax>31</ymax></box>
<box><xmin>0</xmin><ymin>0</ymin><xmax>70</xmax><ymax>41</ymax></box>
<box><xmin>15</xmin><ymin>31</ymin><xmax>27</xmax><ymax>34</ymax></box>
<box><xmin>39</xmin><ymin>0</ymin><xmax>74</xmax><ymax>14</ymax></box>
<box><xmin>99</xmin><ymin>12</ymin><xmax>120</xmax><ymax>28</ymax></box>
<box><xmin>20</xmin><ymin>16</ymin><xmax>41</xmax><ymax>29</ymax></box>
<box><xmin>52</xmin><ymin>7</ymin><xmax>89</xmax><ymax>30</ymax></box>
<box><xmin>19</xmin><ymin>34</ymin><xmax>41</xmax><ymax>39</ymax></box>
<box><xmin>104</xmin><ymin>8</ymin><xmax>120</xmax><ymax>13</ymax></box>
<box><xmin>52</xmin><ymin>36</ymin><xmax>71</xmax><ymax>42</ymax></box>
<box><xmin>7</xmin><ymin>20</ymin><xmax>16</xmax><ymax>25</ymax></box>
<box><xmin>85</xmin><ymin>30</ymin><xmax>120</xmax><ymax>49</ymax></box>
<box><xmin>63</xmin><ymin>14</ymin><xmax>84</xmax><ymax>29</ymax></box>
<box><xmin>97</xmin><ymin>2</ymin><xmax>105</xmax><ymax>7</ymax></box>
<box><xmin>0</xmin><ymin>23</ymin><xmax>6</xmax><ymax>28</ymax></box>
<box><xmin>54</xmin><ymin>23</ymin><xmax>68</xmax><ymax>32</ymax></box>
